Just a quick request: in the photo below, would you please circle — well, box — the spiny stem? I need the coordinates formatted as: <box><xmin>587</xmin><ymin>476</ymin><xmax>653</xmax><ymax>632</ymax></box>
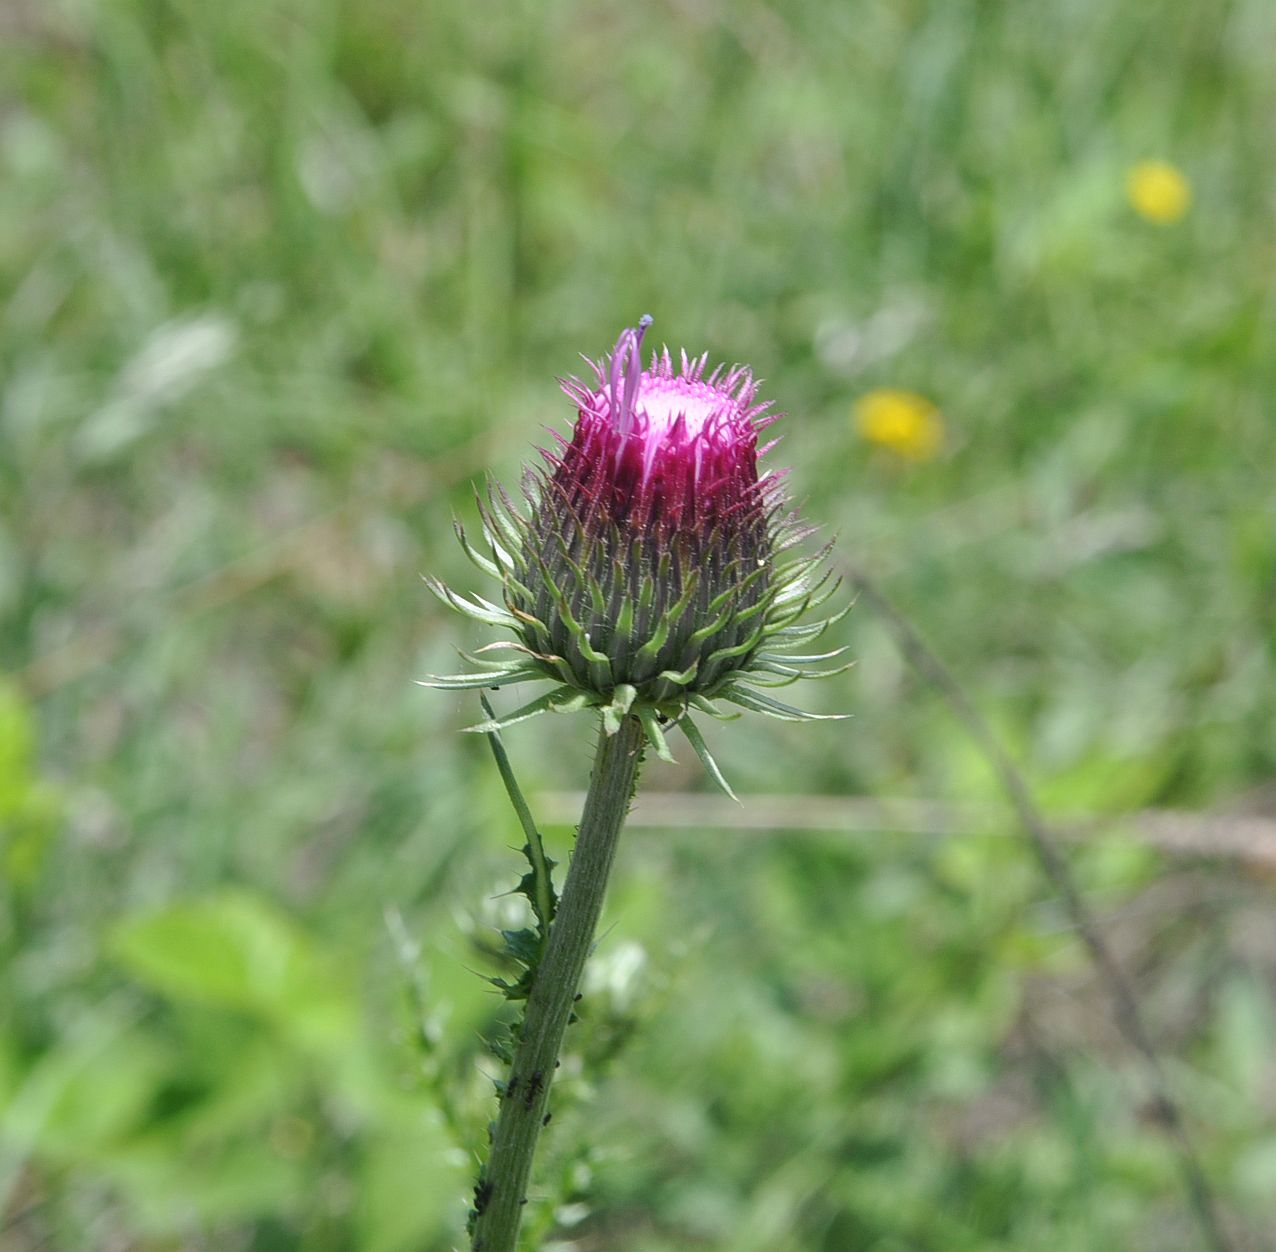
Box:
<box><xmin>471</xmin><ymin>715</ymin><xmax>645</xmax><ymax>1252</ymax></box>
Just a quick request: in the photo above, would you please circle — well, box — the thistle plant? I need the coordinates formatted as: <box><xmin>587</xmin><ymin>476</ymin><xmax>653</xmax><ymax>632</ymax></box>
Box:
<box><xmin>423</xmin><ymin>317</ymin><xmax>847</xmax><ymax>1251</ymax></box>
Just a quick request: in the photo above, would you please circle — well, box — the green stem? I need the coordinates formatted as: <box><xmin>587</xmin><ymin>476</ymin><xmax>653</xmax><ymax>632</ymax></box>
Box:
<box><xmin>471</xmin><ymin>715</ymin><xmax>645</xmax><ymax>1252</ymax></box>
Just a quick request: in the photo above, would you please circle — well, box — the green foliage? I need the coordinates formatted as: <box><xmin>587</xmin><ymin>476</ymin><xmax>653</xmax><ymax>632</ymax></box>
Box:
<box><xmin>0</xmin><ymin>683</ymin><xmax>62</xmax><ymax>889</ymax></box>
<box><xmin>112</xmin><ymin>890</ymin><xmax>358</xmax><ymax>1049</ymax></box>
<box><xmin>3</xmin><ymin>0</ymin><xmax>1275</xmax><ymax>1247</ymax></box>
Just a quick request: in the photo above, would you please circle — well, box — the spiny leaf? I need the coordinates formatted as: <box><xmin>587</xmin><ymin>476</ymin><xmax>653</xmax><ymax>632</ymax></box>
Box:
<box><xmin>423</xmin><ymin>575</ymin><xmax>520</xmax><ymax>629</ymax></box>
<box><xmin>704</xmin><ymin>561</ymin><xmax>769</xmax><ymax>617</ymax></box>
<box><xmin>601</xmin><ymin>684</ymin><xmax>637</xmax><ymax>736</ymax></box>
<box><xmin>468</xmin><ymin>640</ymin><xmax>553</xmax><ymax>662</ymax></box>
<box><xmin>761</xmin><ymin>619</ymin><xmax>831</xmax><ymax>646</ymax></box>
<box><xmin>701</xmin><ymin>619</ymin><xmax>767</xmax><ymax>670</ymax></box>
<box><xmin>457</xmin><ymin>649</ymin><xmax>528</xmax><ymax>672</ymax></box>
<box><xmin>462</xmin><ymin>690</ymin><xmax>564</xmax><ymax>733</ymax></box>
<box><xmin>774</xmin><ymin>521</ymin><xmax>821</xmax><ymax>553</ymax></box>
<box><xmin>797</xmin><ymin>660</ymin><xmax>856</xmax><ymax>681</ymax></box>
<box><xmin>719</xmin><ymin>686</ymin><xmax>851</xmax><ymax>722</ymax></box>
<box><xmin>804</xmin><ymin>574</ymin><xmax>844</xmax><ymax>614</ymax></box>
<box><xmin>735</xmin><ymin>668</ymin><xmax>803</xmax><ymax>689</ymax></box>
<box><xmin>638</xmin><ymin>706</ymin><xmax>675</xmax><ymax>763</ymax></box>
<box><xmin>500</xmin><ymin>928</ymin><xmax>541</xmax><ymax>965</ymax></box>
<box><xmin>634</xmin><ymin>574</ymin><xmax>701</xmax><ymax>665</ymax></box>
<box><xmin>687</xmin><ymin>693</ymin><xmax>744</xmax><ymax>720</ymax></box>
<box><xmin>678</xmin><ymin>715</ymin><xmax>739</xmax><ymax>802</ymax></box>
<box><xmin>656</xmin><ymin>661</ymin><xmax>699</xmax><ymax>687</ymax></box>
<box><xmin>453</xmin><ymin>517</ymin><xmax>502</xmax><ymax>579</ymax></box>
<box><xmin>550</xmin><ymin>690</ymin><xmax>592</xmax><ymax>715</ymax></box>
<box><xmin>744</xmin><ymin>657</ymin><xmax>854</xmax><ymax>683</ymax></box>
<box><xmin>416</xmin><ymin>667</ymin><xmax>548</xmax><ymax>690</ymax></box>
<box><xmin>613</xmin><ymin>591</ymin><xmax>635</xmax><ymax>637</ymax></box>
<box><xmin>754</xmin><ymin>646</ymin><xmax>849</xmax><ymax>665</ymax></box>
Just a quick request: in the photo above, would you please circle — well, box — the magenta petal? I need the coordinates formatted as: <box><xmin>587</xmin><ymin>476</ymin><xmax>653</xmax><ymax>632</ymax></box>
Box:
<box><xmin>554</xmin><ymin>319</ymin><xmax>780</xmax><ymax>537</ymax></box>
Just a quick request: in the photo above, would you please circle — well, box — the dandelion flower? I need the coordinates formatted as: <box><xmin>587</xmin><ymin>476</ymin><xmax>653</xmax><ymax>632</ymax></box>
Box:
<box><xmin>853</xmin><ymin>389</ymin><xmax>943</xmax><ymax>461</ymax></box>
<box><xmin>1126</xmin><ymin>160</ymin><xmax>1191</xmax><ymax>224</ymax></box>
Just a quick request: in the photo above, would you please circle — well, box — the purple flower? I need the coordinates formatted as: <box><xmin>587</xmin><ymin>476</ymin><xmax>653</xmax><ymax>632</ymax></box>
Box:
<box><xmin>554</xmin><ymin>315</ymin><xmax>776</xmax><ymax>541</ymax></box>
<box><xmin>423</xmin><ymin>318</ymin><xmax>847</xmax><ymax>781</ymax></box>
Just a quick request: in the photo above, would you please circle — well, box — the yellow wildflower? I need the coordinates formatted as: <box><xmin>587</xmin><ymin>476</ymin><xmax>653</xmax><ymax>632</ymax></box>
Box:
<box><xmin>853</xmin><ymin>389</ymin><xmax>943</xmax><ymax>461</ymax></box>
<box><xmin>1126</xmin><ymin>160</ymin><xmax>1191</xmax><ymax>224</ymax></box>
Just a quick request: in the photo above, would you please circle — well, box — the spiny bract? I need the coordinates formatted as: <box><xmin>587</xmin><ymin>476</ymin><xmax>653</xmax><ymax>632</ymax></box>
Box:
<box><xmin>422</xmin><ymin>316</ymin><xmax>848</xmax><ymax>792</ymax></box>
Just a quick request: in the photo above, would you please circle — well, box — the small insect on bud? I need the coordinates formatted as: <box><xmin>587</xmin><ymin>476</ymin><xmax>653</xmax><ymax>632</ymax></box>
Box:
<box><xmin>422</xmin><ymin>317</ymin><xmax>849</xmax><ymax>790</ymax></box>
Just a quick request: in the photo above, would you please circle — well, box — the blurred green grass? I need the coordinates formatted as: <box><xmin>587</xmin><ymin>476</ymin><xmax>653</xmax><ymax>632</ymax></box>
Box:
<box><xmin>2</xmin><ymin>0</ymin><xmax>1275</xmax><ymax>1248</ymax></box>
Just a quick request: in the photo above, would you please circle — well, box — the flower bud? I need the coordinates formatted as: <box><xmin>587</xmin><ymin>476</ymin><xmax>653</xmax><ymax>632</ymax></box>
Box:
<box><xmin>424</xmin><ymin>318</ymin><xmax>847</xmax><ymax>782</ymax></box>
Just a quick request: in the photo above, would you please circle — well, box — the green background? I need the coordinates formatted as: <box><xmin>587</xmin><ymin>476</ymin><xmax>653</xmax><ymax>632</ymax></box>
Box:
<box><xmin>3</xmin><ymin>0</ymin><xmax>1274</xmax><ymax>1248</ymax></box>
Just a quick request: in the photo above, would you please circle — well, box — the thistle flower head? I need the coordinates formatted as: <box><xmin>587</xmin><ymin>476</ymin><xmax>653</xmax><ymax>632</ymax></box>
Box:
<box><xmin>558</xmin><ymin>314</ymin><xmax>766</xmax><ymax>534</ymax></box>
<box><xmin>423</xmin><ymin>318</ymin><xmax>848</xmax><ymax>784</ymax></box>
